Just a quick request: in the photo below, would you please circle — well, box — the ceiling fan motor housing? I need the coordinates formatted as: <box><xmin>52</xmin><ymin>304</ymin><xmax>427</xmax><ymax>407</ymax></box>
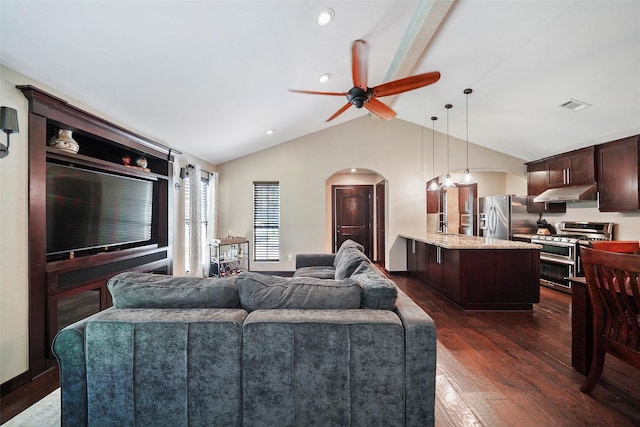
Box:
<box><xmin>347</xmin><ymin>87</ymin><xmax>373</xmax><ymax>108</ymax></box>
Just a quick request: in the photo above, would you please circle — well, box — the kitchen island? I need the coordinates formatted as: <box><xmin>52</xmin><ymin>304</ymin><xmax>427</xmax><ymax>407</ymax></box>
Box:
<box><xmin>402</xmin><ymin>233</ymin><xmax>541</xmax><ymax>310</ymax></box>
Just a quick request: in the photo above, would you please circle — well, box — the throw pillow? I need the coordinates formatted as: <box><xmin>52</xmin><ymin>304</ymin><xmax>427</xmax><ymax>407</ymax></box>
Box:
<box><xmin>236</xmin><ymin>272</ymin><xmax>361</xmax><ymax>312</ymax></box>
<box><xmin>334</xmin><ymin>247</ymin><xmax>369</xmax><ymax>279</ymax></box>
<box><xmin>107</xmin><ymin>272</ymin><xmax>240</xmax><ymax>309</ymax></box>
<box><xmin>334</xmin><ymin>239</ymin><xmax>364</xmax><ymax>267</ymax></box>
<box><xmin>351</xmin><ymin>263</ymin><xmax>398</xmax><ymax>310</ymax></box>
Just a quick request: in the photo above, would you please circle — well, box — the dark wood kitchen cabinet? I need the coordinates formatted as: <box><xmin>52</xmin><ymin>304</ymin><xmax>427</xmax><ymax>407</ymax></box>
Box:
<box><xmin>546</xmin><ymin>147</ymin><xmax>595</xmax><ymax>188</ymax></box>
<box><xmin>406</xmin><ymin>239</ymin><xmax>428</xmax><ymax>283</ymax></box>
<box><xmin>597</xmin><ymin>135</ymin><xmax>640</xmax><ymax>211</ymax></box>
<box><xmin>405</xmin><ymin>237</ymin><xmax>540</xmax><ymax>310</ymax></box>
<box><xmin>526</xmin><ymin>160</ymin><xmax>566</xmax><ymax>214</ymax></box>
<box><xmin>426</xmin><ymin>179</ymin><xmax>440</xmax><ymax>214</ymax></box>
<box><xmin>426</xmin><ymin>243</ymin><xmax>443</xmax><ymax>290</ymax></box>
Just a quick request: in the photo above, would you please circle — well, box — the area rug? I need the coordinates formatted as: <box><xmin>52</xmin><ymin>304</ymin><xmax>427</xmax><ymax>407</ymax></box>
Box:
<box><xmin>2</xmin><ymin>388</ymin><xmax>60</xmax><ymax>426</ymax></box>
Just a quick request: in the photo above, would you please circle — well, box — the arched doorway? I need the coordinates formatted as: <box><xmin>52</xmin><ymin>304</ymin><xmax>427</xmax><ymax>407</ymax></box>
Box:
<box><xmin>326</xmin><ymin>169</ymin><xmax>387</xmax><ymax>263</ymax></box>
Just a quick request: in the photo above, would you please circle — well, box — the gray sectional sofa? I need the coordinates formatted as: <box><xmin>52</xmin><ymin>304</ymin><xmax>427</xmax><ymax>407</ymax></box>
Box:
<box><xmin>52</xmin><ymin>240</ymin><xmax>437</xmax><ymax>427</ymax></box>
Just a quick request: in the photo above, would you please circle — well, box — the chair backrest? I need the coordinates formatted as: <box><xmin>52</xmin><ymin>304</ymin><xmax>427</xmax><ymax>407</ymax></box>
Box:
<box><xmin>581</xmin><ymin>247</ymin><xmax>640</xmax><ymax>353</ymax></box>
<box><xmin>589</xmin><ymin>240</ymin><xmax>640</xmax><ymax>254</ymax></box>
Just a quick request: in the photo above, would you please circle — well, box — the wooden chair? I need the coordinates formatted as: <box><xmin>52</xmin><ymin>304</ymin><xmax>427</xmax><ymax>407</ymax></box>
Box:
<box><xmin>579</xmin><ymin>247</ymin><xmax>640</xmax><ymax>393</ymax></box>
<box><xmin>589</xmin><ymin>240</ymin><xmax>640</xmax><ymax>254</ymax></box>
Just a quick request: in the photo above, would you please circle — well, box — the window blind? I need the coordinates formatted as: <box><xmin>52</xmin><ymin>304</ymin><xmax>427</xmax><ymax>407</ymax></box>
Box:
<box><xmin>253</xmin><ymin>182</ymin><xmax>280</xmax><ymax>262</ymax></box>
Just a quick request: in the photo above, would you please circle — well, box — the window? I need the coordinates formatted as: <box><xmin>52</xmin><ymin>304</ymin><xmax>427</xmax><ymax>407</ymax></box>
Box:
<box><xmin>253</xmin><ymin>182</ymin><xmax>280</xmax><ymax>262</ymax></box>
<box><xmin>185</xmin><ymin>174</ymin><xmax>210</xmax><ymax>275</ymax></box>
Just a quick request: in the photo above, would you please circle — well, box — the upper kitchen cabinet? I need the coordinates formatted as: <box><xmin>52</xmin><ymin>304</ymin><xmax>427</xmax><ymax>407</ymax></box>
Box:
<box><xmin>426</xmin><ymin>178</ymin><xmax>440</xmax><ymax>214</ymax></box>
<box><xmin>546</xmin><ymin>147</ymin><xmax>596</xmax><ymax>188</ymax></box>
<box><xmin>526</xmin><ymin>160</ymin><xmax>566</xmax><ymax>213</ymax></box>
<box><xmin>597</xmin><ymin>135</ymin><xmax>640</xmax><ymax>212</ymax></box>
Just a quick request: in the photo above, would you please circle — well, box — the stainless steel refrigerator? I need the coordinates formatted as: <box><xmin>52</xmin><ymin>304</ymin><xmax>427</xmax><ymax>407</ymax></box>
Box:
<box><xmin>478</xmin><ymin>195</ymin><xmax>538</xmax><ymax>240</ymax></box>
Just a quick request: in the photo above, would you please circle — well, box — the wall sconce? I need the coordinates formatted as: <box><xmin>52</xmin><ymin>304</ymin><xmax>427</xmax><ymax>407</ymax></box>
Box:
<box><xmin>0</xmin><ymin>107</ymin><xmax>19</xmax><ymax>159</ymax></box>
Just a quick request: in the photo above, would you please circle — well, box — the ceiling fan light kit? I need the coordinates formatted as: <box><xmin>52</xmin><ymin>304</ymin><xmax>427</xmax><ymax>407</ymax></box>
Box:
<box><xmin>289</xmin><ymin>39</ymin><xmax>440</xmax><ymax>122</ymax></box>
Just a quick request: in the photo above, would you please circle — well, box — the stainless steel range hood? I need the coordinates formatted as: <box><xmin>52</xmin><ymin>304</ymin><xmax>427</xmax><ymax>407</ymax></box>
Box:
<box><xmin>533</xmin><ymin>183</ymin><xmax>597</xmax><ymax>203</ymax></box>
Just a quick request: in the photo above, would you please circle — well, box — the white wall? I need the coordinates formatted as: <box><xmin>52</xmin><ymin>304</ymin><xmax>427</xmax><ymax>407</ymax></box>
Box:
<box><xmin>0</xmin><ymin>67</ymin><xmax>30</xmax><ymax>384</ymax></box>
<box><xmin>545</xmin><ymin>202</ymin><xmax>640</xmax><ymax>241</ymax></box>
<box><xmin>217</xmin><ymin>115</ymin><xmax>528</xmax><ymax>273</ymax></box>
<box><xmin>0</xmin><ymin>65</ymin><xmax>215</xmax><ymax>383</ymax></box>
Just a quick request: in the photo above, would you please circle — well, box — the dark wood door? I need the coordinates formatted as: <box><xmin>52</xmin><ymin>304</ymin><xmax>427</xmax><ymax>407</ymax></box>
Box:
<box><xmin>375</xmin><ymin>180</ymin><xmax>385</xmax><ymax>265</ymax></box>
<box><xmin>333</xmin><ymin>185</ymin><xmax>373</xmax><ymax>258</ymax></box>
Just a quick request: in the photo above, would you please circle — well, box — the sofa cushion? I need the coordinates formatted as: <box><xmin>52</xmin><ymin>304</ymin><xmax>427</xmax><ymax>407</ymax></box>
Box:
<box><xmin>334</xmin><ymin>247</ymin><xmax>370</xmax><ymax>280</ymax></box>
<box><xmin>333</xmin><ymin>239</ymin><xmax>364</xmax><ymax>267</ymax></box>
<box><xmin>351</xmin><ymin>263</ymin><xmax>398</xmax><ymax>310</ymax></box>
<box><xmin>292</xmin><ymin>266</ymin><xmax>336</xmax><ymax>279</ymax></box>
<box><xmin>107</xmin><ymin>272</ymin><xmax>240</xmax><ymax>309</ymax></box>
<box><xmin>236</xmin><ymin>272</ymin><xmax>361</xmax><ymax>311</ymax></box>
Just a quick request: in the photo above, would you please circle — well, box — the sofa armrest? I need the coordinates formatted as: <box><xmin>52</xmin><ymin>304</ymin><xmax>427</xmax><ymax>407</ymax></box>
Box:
<box><xmin>393</xmin><ymin>289</ymin><xmax>437</xmax><ymax>427</ymax></box>
<box><xmin>295</xmin><ymin>253</ymin><xmax>335</xmax><ymax>269</ymax></box>
<box><xmin>52</xmin><ymin>308</ymin><xmax>114</xmax><ymax>427</ymax></box>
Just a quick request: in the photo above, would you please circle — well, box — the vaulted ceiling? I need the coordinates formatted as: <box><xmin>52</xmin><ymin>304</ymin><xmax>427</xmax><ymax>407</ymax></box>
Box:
<box><xmin>2</xmin><ymin>0</ymin><xmax>639</xmax><ymax>165</ymax></box>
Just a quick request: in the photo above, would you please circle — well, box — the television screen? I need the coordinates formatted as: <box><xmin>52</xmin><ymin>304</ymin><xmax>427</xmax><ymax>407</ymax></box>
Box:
<box><xmin>46</xmin><ymin>163</ymin><xmax>154</xmax><ymax>255</ymax></box>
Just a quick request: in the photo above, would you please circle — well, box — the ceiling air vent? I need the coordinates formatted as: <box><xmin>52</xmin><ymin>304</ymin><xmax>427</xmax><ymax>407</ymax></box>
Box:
<box><xmin>559</xmin><ymin>99</ymin><xmax>591</xmax><ymax>111</ymax></box>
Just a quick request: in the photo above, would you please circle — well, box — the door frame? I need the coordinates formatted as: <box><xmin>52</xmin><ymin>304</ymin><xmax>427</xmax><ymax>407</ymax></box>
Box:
<box><xmin>375</xmin><ymin>180</ymin><xmax>386</xmax><ymax>265</ymax></box>
<box><xmin>331</xmin><ymin>184</ymin><xmax>374</xmax><ymax>258</ymax></box>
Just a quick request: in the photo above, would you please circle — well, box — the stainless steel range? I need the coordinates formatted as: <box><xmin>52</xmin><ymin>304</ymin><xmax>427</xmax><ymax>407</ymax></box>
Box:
<box><xmin>531</xmin><ymin>221</ymin><xmax>614</xmax><ymax>293</ymax></box>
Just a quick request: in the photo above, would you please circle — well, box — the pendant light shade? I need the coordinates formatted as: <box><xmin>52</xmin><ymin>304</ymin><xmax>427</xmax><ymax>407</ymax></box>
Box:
<box><xmin>428</xmin><ymin>116</ymin><xmax>440</xmax><ymax>191</ymax></box>
<box><xmin>461</xmin><ymin>88</ymin><xmax>475</xmax><ymax>184</ymax></box>
<box><xmin>440</xmin><ymin>104</ymin><xmax>455</xmax><ymax>189</ymax></box>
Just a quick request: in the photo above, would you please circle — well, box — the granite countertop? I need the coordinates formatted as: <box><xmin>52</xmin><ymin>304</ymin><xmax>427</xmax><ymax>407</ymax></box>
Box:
<box><xmin>400</xmin><ymin>233</ymin><xmax>542</xmax><ymax>250</ymax></box>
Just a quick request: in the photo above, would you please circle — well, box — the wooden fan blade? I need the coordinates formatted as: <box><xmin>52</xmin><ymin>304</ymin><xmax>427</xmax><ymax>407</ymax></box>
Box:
<box><xmin>372</xmin><ymin>71</ymin><xmax>441</xmax><ymax>97</ymax></box>
<box><xmin>364</xmin><ymin>98</ymin><xmax>396</xmax><ymax>120</ymax></box>
<box><xmin>326</xmin><ymin>103</ymin><xmax>353</xmax><ymax>122</ymax></box>
<box><xmin>352</xmin><ymin>39</ymin><xmax>368</xmax><ymax>90</ymax></box>
<box><xmin>289</xmin><ymin>89</ymin><xmax>347</xmax><ymax>96</ymax></box>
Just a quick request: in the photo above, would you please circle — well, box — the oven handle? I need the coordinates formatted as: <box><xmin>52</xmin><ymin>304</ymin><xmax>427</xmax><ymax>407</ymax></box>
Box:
<box><xmin>540</xmin><ymin>254</ymin><xmax>576</xmax><ymax>265</ymax></box>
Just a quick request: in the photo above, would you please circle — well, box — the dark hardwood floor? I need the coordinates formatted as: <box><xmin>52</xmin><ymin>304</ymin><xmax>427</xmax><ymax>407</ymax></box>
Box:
<box><xmin>392</xmin><ymin>273</ymin><xmax>640</xmax><ymax>426</ymax></box>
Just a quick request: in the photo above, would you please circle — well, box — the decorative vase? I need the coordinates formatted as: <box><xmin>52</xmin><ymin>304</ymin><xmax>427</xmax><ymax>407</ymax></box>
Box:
<box><xmin>48</xmin><ymin>129</ymin><xmax>79</xmax><ymax>153</ymax></box>
<box><xmin>136</xmin><ymin>156</ymin><xmax>148</xmax><ymax>168</ymax></box>
<box><xmin>122</xmin><ymin>155</ymin><xmax>131</xmax><ymax>166</ymax></box>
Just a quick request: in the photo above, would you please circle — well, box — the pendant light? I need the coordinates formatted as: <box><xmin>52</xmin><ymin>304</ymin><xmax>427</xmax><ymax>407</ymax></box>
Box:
<box><xmin>460</xmin><ymin>88</ymin><xmax>476</xmax><ymax>184</ymax></box>
<box><xmin>428</xmin><ymin>116</ymin><xmax>440</xmax><ymax>191</ymax></box>
<box><xmin>440</xmin><ymin>104</ymin><xmax>455</xmax><ymax>189</ymax></box>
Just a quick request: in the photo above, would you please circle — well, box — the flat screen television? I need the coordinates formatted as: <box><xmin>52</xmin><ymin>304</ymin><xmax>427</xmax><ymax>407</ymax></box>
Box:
<box><xmin>46</xmin><ymin>162</ymin><xmax>154</xmax><ymax>256</ymax></box>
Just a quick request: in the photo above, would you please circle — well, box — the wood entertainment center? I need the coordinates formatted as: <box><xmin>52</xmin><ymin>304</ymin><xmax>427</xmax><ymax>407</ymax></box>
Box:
<box><xmin>19</xmin><ymin>86</ymin><xmax>176</xmax><ymax>381</ymax></box>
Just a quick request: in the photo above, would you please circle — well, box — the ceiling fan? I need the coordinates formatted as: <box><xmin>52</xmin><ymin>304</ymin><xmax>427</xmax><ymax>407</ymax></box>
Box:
<box><xmin>289</xmin><ymin>39</ymin><xmax>441</xmax><ymax>122</ymax></box>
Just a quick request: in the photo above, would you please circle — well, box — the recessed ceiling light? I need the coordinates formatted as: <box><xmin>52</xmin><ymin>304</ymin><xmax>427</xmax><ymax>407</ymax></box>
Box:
<box><xmin>559</xmin><ymin>99</ymin><xmax>592</xmax><ymax>111</ymax></box>
<box><xmin>265</xmin><ymin>129</ymin><xmax>275</xmax><ymax>135</ymax></box>
<box><xmin>318</xmin><ymin>73</ymin><xmax>331</xmax><ymax>83</ymax></box>
<box><xmin>317</xmin><ymin>8</ymin><xmax>334</xmax><ymax>27</ymax></box>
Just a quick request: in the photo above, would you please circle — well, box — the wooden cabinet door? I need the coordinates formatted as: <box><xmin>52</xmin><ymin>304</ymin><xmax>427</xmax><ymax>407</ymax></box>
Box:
<box><xmin>526</xmin><ymin>160</ymin><xmax>566</xmax><ymax>213</ymax></box>
<box><xmin>568</xmin><ymin>147</ymin><xmax>595</xmax><ymax>185</ymax></box>
<box><xmin>441</xmin><ymin>248</ymin><xmax>460</xmax><ymax>303</ymax></box>
<box><xmin>598</xmin><ymin>136</ymin><xmax>640</xmax><ymax>211</ymax></box>
<box><xmin>416</xmin><ymin>241</ymin><xmax>428</xmax><ymax>284</ymax></box>
<box><xmin>547</xmin><ymin>156</ymin><xmax>569</xmax><ymax>187</ymax></box>
<box><xmin>426</xmin><ymin>244</ymin><xmax>443</xmax><ymax>290</ymax></box>
<box><xmin>426</xmin><ymin>179</ymin><xmax>440</xmax><ymax>214</ymax></box>
<box><xmin>406</xmin><ymin>239</ymin><xmax>418</xmax><ymax>277</ymax></box>
<box><xmin>547</xmin><ymin>148</ymin><xmax>595</xmax><ymax>188</ymax></box>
